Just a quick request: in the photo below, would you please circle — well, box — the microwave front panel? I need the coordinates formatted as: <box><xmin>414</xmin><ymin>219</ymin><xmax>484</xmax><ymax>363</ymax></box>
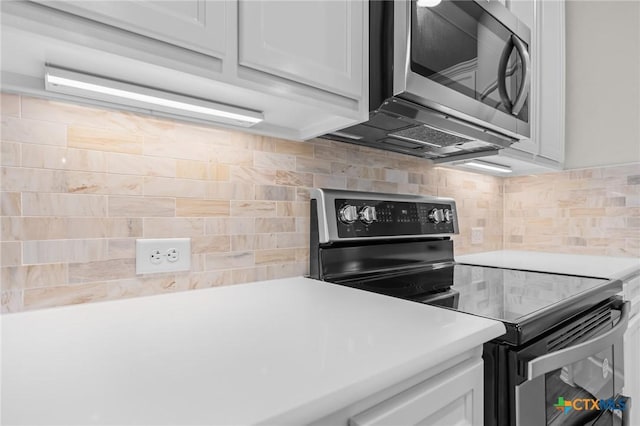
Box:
<box><xmin>393</xmin><ymin>0</ymin><xmax>530</xmax><ymax>139</ymax></box>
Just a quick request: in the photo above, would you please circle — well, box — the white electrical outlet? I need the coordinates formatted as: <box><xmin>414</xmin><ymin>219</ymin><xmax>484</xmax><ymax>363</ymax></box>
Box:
<box><xmin>471</xmin><ymin>227</ymin><xmax>484</xmax><ymax>245</ymax></box>
<box><xmin>136</xmin><ymin>238</ymin><xmax>191</xmax><ymax>274</ymax></box>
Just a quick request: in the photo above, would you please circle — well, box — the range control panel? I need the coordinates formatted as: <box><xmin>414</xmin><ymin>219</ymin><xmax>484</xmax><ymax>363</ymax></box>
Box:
<box><xmin>334</xmin><ymin>198</ymin><xmax>456</xmax><ymax>238</ymax></box>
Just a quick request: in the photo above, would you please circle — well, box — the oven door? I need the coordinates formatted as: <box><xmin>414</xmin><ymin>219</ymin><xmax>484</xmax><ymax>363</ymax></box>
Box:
<box><xmin>515</xmin><ymin>301</ymin><xmax>631</xmax><ymax>426</ymax></box>
<box><xmin>393</xmin><ymin>0</ymin><xmax>531</xmax><ymax>139</ymax></box>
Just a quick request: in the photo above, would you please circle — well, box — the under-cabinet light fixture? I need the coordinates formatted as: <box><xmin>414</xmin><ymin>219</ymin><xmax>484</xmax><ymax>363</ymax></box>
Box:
<box><xmin>44</xmin><ymin>65</ymin><xmax>263</xmax><ymax>128</ymax></box>
<box><xmin>464</xmin><ymin>160</ymin><xmax>512</xmax><ymax>174</ymax></box>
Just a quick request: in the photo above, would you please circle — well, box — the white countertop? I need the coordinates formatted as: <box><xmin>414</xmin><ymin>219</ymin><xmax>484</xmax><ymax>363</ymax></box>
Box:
<box><xmin>456</xmin><ymin>250</ymin><xmax>640</xmax><ymax>280</ymax></box>
<box><xmin>1</xmin><ymin>277</ymin><xmax>504</xmax><ymax>426</ymax></box>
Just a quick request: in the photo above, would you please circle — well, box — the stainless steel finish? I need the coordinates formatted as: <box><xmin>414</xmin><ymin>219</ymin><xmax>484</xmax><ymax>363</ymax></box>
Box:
<box><xmin>428</xmin><ymin>208</ymin><xmax>444</xmax><ymax>224</ymax></box>
<box><xmin>443</xmin><ymin>209</ymin><xmax>453</xmax><ymax>223</ymax></box>
<box><xmin>338</xmin><ymin>205</ymin><xmax>358</xmax><ymax>224</ymax></box>
<box><xmin>310</xmin><ymin>188</ymin><xmax>459</xmax><ymax>244</ymax></box>
<box><xmin>515</xmin><ymin>375</ymin><xmax>546</xmax><ymax>426</ymax></box>
<box><xmin>392</xmin><ymin>0</ymin><xmax>531</xmax><ymax>140</ymax></box>
<box><xmin>359</xmin><ymin>206</ymin><xmax>378</xmax><ymax>224</ymax></box>
<box><xmin>526</xmin><ymin>302</ymin><xmax>629</xmax><ymax>381</ymax></box>
<box><xmin>387</xmin><ymin>133</ymin><xmax>442</xmax><ymax>148</ymax></box>
<box><xmin>511</xmin><ymin>36</ymin><xmax>531</xmax><ymax>115</ymax></box>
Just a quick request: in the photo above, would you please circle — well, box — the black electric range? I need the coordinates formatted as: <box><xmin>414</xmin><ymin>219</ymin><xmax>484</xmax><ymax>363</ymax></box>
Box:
<box><xmin>309</xmin><ymin>189</ymin><xmax>629</xmax><ymax>426</ymax></box>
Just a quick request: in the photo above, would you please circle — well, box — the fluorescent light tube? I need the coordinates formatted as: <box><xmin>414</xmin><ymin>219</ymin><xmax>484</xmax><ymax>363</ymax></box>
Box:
<box><xmin>44</xmin><ymin>65</ymin><xmax>263</xmax><ymax>128</ymax></box>
<box><xmin>465</xmin><ymin>160</ymin><xmax>512</xmax><ymax>174</ymax></box>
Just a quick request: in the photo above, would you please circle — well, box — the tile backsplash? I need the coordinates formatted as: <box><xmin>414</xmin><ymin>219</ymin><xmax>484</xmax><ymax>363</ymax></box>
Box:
<box><xmin>504</xmin><ymin>165</ymin><xmax>640</xmax><ymax>257</ymax></box>
<box><xmin>1</xmin><ymin>94</ymin><xmax>503</xmax><ymax>312</ymax></box>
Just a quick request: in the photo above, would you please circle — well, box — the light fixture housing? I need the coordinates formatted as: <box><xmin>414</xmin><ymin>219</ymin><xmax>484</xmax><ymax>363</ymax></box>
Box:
<box><xmin>417</xmin><ymin>0</ymin><xmax>442</xmax><ymax>7</ymax></box>
<box><xmin>44</xmin><ymin>65</ymin><xmax>264</xmax><ymax>128</ymax></box>
<box><xmin>464</xmin><ymin>160</ymin><xmax>513</xmax><ymax>174</ymax></box>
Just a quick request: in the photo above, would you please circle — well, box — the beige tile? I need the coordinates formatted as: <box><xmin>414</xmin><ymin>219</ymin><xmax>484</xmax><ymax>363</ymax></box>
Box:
<box><xmin>2</xmin><ymin>263</ymin><xmax>68</xmax><ymax>290</ymax></box>
<box><xmin>313</xmin><ymin>174</ymin><xmax>346</xmax><ymax>189</ymax></box>
<box><xmin>275</xmin><ymin>140</ymin><xmax>314</xmax><ymax>158</ymax></box>
<box><xmin>212</xmin><ymin>147</ymin><xmax>253</xmax><ymax>166</ymax></box>
<box><xmin>24</xmin><ymin>283</ymin><xmax>109</xmax><ymax>311</ymax></box>
<box><xmin>255</xmin><ymin>185</ymin><xmax>296</xmax><ymax>201</ymax></box>
<box><xmin>69</xmin><ymin>258</ymin><xmax>135</xmax><ymax>283</ymax></box>
<box><xmin>67</xmin><ymin>218</ymin><xmax>143</xmax><ymax>239</ymax></box>
<box><xmin>1</xmin><ymin>116</ymin><xmax>66</xmax><ymax>146</ymax></box>
<box><xmin>106</xmin><ymin>153</ymin><xmax>176</xmax><ymax>177</ymax></box>
<box><xmin>1</xmin><ymin>290</ymin><xmax>23</xmax><ymax>313</ymax></box>
<box><xmin>207</xmin><ymin>182</ymin><xmax>255</xmax><ymax>200</ymax></box>
<box><xmin>205</xmin><ymin>251</ymin><xmax>254</xmax><ymax>270</ymax></box>
<box><xmin>107</xmin><ymin>238</ymin><xmax>136</xmax><ymax>259</ymax></box>
<box><xmin>276</xmin><ymin>233</ymin><xmax>308</xmax><ymax>249</ymax></box>
<box><xmin>254</xmin><ymin>248</ymin><xmax>296</xmax><ymax>265</ymax></box>
<box><xmin>1</xmin><ymin>241</ymin><xmax>21</xmax><ymax>267</ymax></box>
<box><xmin>275</xmin><ymin>170</ymin><xmax>313</xmax><ymax>187</ymax></box>
<box><xmin>191</xmin><ymin>235</ymin><xmax>231</xmax><ymax>254</ymax></box>
<box><xmin>1</xmin><ymin>192</ymin><xmax>21</xmax><ymax>216</ymax></box>
<box><xmin>231</xmin><ymin>234</ymin><xmax>276</xmax><ymax>251</ymax></box>
<box><xmin>296</xmin><ymin>157</ymin><xmax>331</xmax><ymax>174</ymax></box>
<box><xmin>182</xmin><ymin>270</ymin><xmax>233</xmax><ymax>290</ymax></box>
<box><xmin>209</xmin><ymin>163</ymin><xmax>229</xmax><ymax>181</ymax></box>
<box><xmin>23</xmin><ymin>239</ymin><xmax>108</xmax><ymax>264</ymax></box>
<box><xmin>176</xmin><ymin>160</ymin><xmax>208</xmax><ymax>179</ymax></box>
<box><xmin>1</xmin><ymin>167</ymin><xmax>66</xmax><ymax>192</ymax></box>
<box><xmin>314</xmin><ymin>144</ymin><xmax>346</xmax><ymax>162</ymax></box>
<box><xmin>254</xmin><ymin>151</ymin><xmax>296</xmax><ymax>170</ymax></box>
<box><xmin>255</xmin><ymin>217</ymin><xmax>295</xmax><ymax>233</ymax></box>
<box><xmin>68</xmin><ymin>126</ymin><xmax>143</xmax><ymax>154</ymax></box>
<box><xmin>22</xmin><ymin>193</ymin><xmax>107</xmax><ymax>217</ymax></box>
<box><xmin>205</xmin><ymin>218</ymin><xmax>255</xmax><ymax>235</ymax></box>
<box><xmin>21</xmin><ymin>96</ymin><xmax>143</xmax><ymax>132</ymax></box>
<box><xmin>277</xmin><ymin>201</ymin><xmax>309</xmax><ymax>217</ymax></box>
<box><xmin>1</xmin><ymin>141</ymin><xmax>20</xmax><ymax>166</ymax></box>
<box><xmin>1</xmin><ymin>93</ymin><xmax>20</xmax><ymax>117</ymax></box>
<box><xmin>22</xmin><ymin>144</ymin><xmax>107</xmax><ymax>172</ymax></box>
<box><xmin>176</xmin><ymin>199</ymin><xmax>230</xmax><ymax>217</ymax></box>
<box><xmin>143</xmin><ymin>218</ymin><xmax>205</xmax><ymax>237</ymax></box>
<box><xmin>108</xmin><ymin>196</ymin><xmax>174</xmax><ymax>217</ymax></box>
<box><xmin>230</xmin><ymin>200</ymin><xmax>277</xmax><ymax>217</ymax></box>
<box><xmin>144</xmin><ymin>176</ymin><xmax>207</xmax><ymax>198</ymax></box>
<box><xmin>231</xmin><ymin>267</ymin><xmax>266</xmax><ymax>285</ymax></box>
<box><xmin>229</xmin><ymin>166</ymin><xmax>276</xmax><ymax>184</ymax></box>
<box><xmin>65</xmin><ymin>171</ymin><xmax>143</xmax><ymax>195</ymax></box>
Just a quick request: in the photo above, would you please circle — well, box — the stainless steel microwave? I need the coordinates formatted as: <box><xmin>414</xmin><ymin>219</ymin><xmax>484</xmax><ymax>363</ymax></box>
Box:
<box><xmin>324</xmin><ymin>0</ymin><xmax>532</xmax><ymax>162</ymax></box>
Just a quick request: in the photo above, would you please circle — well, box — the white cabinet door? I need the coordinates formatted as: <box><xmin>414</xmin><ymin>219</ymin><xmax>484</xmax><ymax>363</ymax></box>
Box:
<box><xmin>238</xmin><ymin>0</ymin><xmax>364</xmax><ymax>99</ymax></box>
<box><xmin>624</xmin><ymin>310</ymin><xmax>640</xmax><ymax>426</ymax></box>
<box><xmin>33</xmin><ymin>0</ymin><xmax>227</xmax><ymax>59</ymax></box>
<box><xmin>349</xmin><ymin>359</ymin><xmax>483</xmax><ymax>426</ymax></box>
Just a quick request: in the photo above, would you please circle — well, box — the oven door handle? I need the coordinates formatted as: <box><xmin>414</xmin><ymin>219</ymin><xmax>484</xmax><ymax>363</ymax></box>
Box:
<box><xmin>527</xmin><ymin>301</ymin><xmax>629</xmax><ymax>381</ymax></box>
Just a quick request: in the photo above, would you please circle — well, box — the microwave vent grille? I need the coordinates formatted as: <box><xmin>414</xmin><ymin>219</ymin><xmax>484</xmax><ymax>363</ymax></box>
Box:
<box><xmin>389</xmin><ymin>125</ymin><xmax>474</xmax><ymax>148</ymax></box>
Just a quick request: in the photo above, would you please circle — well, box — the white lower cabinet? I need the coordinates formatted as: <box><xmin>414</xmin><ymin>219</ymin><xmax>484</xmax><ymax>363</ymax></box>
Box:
<box><xmin>349</xmin><ymin>358</ymin><xmax>484</xmax><ymax>426</ymax></box>
<box><xmin>623</xmin><ymin>274</ymin><xmax>640</xmax><ymax>426</ymax></box>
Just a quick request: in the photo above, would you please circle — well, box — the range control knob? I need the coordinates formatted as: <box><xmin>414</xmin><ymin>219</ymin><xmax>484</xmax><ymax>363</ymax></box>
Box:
<box><xmin>338</xmin><ymin>205</ymin><xmax>358</xmax><ymax>224</ymax></box>
<box><xmin>428</xmin><ymin>208</ymin><xmax>445</xmax><ymax>224</ymax></box>
<box><xmin>359</xmin><ymin>206</ymin><xmax>378</xmax><ymax>224</ymax></box>
<box><xmin>443</xmin><ymin>209</ymin><xmax>454</xmax><ymax>223</ymax></box>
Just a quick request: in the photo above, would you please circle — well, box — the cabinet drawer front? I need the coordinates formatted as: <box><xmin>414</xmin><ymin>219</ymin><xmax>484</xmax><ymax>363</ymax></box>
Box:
<box><xmin>33</xmin><ymin>0</ymin><xmax>226</xmax><ymax>58</ymax></box>
<box><xmin>349</xmin><ymin>358</ymin><xmax>483</xmax><ymax>426</ymax></box>
<box><xmin>238</xmin><ymin>0</ymin><xmax>364</xmax><ymax>99</ymax></box>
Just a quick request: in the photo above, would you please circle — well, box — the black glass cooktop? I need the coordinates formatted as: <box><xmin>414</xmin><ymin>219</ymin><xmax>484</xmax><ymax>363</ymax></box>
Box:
<box><xmin>340</xmin><ymin>264</ymin><xmax>621</xmax><ymax>345</ymax></box>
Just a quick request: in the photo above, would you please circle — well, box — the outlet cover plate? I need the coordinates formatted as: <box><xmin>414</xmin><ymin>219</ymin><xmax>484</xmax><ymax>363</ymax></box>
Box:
<box><xmin>471</xmin><ymin>227</ymin><xmax>484</xmax><ymax>245</ymax></box>
<box><xmin>136</xmin><ymin>238</ymin><xmax>191</xmax><ymax>274</ymax></box>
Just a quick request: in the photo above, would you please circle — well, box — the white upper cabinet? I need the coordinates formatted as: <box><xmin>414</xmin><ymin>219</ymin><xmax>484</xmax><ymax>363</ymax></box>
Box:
<box><xmin>1</xmin><ymin>0</ymin><xmax>368</xmax><ymax>140</ymax></box>
<box><xmin>238</xmin><ymin>0</ymin><xmax>364</xmax><ymax>99</ymax></box>
<box><xmin>32</xmin><ymin>1</ymin><xmax>227</xmax><ymax>59</ymax></box>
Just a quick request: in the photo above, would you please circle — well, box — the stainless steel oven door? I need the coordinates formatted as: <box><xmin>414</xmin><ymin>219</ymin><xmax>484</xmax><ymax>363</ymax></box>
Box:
<box><xmin>515</xmin><ymin>302</ymin><xmax>630</xmax><ymax>426</ymax></box>
<box><xmin>393</xmin><ymin>0</ymin><xmax>531</xmax><ymax>140</ymax></box>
